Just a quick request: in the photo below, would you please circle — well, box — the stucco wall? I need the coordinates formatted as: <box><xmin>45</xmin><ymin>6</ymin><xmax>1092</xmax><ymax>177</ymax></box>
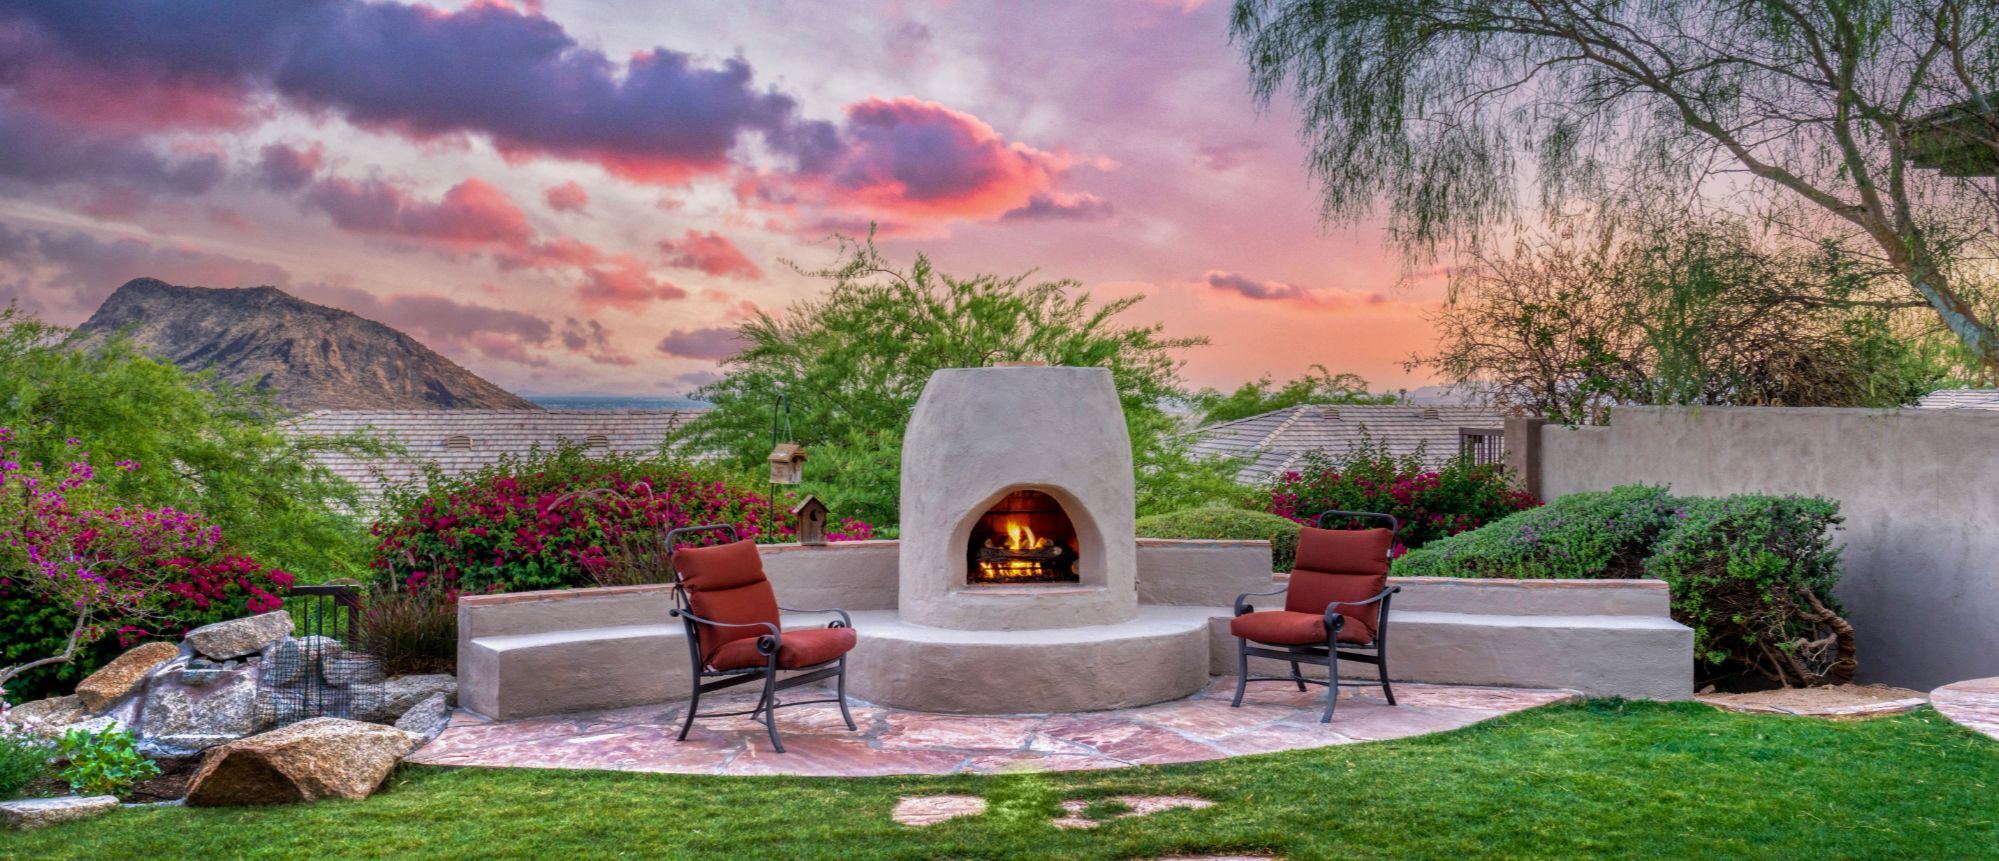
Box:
<box><xmin>1536</xmin><ymin>406</ymin><xmax>1999</xmax><ymax>689</ymax></box>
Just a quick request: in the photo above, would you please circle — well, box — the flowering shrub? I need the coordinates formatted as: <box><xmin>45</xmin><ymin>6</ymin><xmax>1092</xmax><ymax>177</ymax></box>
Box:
<box><xmin>1264</xmin><ymin>440</ymin><xmax>1539</xmax><ymax>552</ymax></box>
<box><xmin>0</xmin><ymin>429</ymin><xmax>293</xmax><ymax>701</ymax></box>
<box><xmin>370</xmin><ymin>445</ymin><xmax>877</xmax><ymax>596</ymax></box>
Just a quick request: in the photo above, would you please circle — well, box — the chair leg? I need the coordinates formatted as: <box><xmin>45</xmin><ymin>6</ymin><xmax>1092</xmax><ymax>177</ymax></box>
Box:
<box><xmin>835</xmin><ymin>656</ymin><xmax>857</xmax><ymax>731</ymax></box>
<box><xmin>759</xmin><ymin>670</ymin><xmax>784</xmax><ymax>753</ymax></box>
<box><xmin>1377</xmin><ymin>650</ymin><xmax>1396</xmax><ymax>706</ymax></box>
<box><xmin>1288</xmin><ymin>661</ymin><xmax>1307</xmax><ymax>692</ymax></box>
<box><xmin>677</xmin><ymin>684</ymin><xmax>702</xmax><ymax>741</ymax></box>
<box><xmin>1230</xmin><ymin>638</ymin><xmax>1250</xmax><ymax>707</ymax></box>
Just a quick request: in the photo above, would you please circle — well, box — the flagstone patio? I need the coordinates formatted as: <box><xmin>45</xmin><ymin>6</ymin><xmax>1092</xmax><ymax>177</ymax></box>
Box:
<box><xmin>1931</xmin><ymin>677</ymin><xmax>1999</xmax><ymax>742</ymax></box>
<box><xmin>406</xmin><ymin>678</ymin><xmax>1578</xmax><ymax>777</ymax></box>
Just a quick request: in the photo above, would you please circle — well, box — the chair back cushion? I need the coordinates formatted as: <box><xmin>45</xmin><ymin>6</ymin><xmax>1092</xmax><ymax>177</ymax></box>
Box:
<box><xmin>673</xmin><ymin>539</ymin><xmax>780</xmax><ymax>664</ymax></box>
<box><xmin>1285</xmin><ymin>526</ymin><xmax>1393</xmax><ymax>640</ymax></box>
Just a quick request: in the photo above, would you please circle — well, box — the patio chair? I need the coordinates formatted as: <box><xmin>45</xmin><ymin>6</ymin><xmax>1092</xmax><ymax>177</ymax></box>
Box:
<box><xmin>666</xmin><ymin>524</ymin><xmax>858</xmax><ymax>752</ymax></box>
<box><xmin>1228</xmin><ymin>510</ymin><xmax>1401</xmax><ymax>722</ymax></box>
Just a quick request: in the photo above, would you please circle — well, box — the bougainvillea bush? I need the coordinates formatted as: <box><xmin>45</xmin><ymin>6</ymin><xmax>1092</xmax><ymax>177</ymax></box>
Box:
<box><xmin>1263</xmin><ymin>440</ymin><xmax>1539</xmax><ymax>552</ymax></box>
<box><xmin>370</xmin><ymin>445</ymin><xmax>877</xmax><ymax>596</ymax></box>
<box><xmin>1</xmin><ymin>430</ymin><xmax>293</xmax><ymax>701</ymax></box>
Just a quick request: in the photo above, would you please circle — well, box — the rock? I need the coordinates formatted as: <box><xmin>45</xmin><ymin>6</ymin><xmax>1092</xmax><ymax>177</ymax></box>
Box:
<box><xmin>0</xmin><ymin>795</ymin><xmax>120</xmax><ymax>830</ymax></box>
<box><xmin>3</xmin><ymin>695</ymin><xmax>88</xmax><ymax>732</ymax></box>
<box><xmin>184</xmin><ymin>718</ymin><xmax>420</xmax><ymax>807</ymax></box>
<box><xmin>137</xmin><ymin>664</ymin><xmax>264</xmax><ymax>753</ymax></box>
<box><xmin>74</xmin><ymin>641</ymin><xmax>180</xmax><ymax>711</ymax></box>
<box><xmin>892</xmin><ymin>795</ymin><xmax>987</xmax><ymax>826</ymax></box>
<box><xmin>360</xmin><ymin>674</ymin><xmax>456</xmax><ymax>723</ymax></box>
<box><xmin>184</xmin><ymin>611</ymin><xmax>294</xmax><ymax>660</ymax></box>
<box><xmin>392</xmin><ymin>693</ymin><xmax>451</xmax><ymax>743</ymax></box>
<box><xmin>178</xmin><ymin>658</ymin><xmax>224</xmax><ymax>686</ymax></box>
<box><xmin>318</xmin><ymin>654</ymin><xmax>381</xmax><ymax>689</ymax></box>
<box><xmin>64</xmin><ymin>715</ymin><xmax>126</xmax><ymax>735</ymax></box>
<box><xmin>261</xmin><ymin>636</ymin><xmax>343</xmax><ymax>686</ymax></box>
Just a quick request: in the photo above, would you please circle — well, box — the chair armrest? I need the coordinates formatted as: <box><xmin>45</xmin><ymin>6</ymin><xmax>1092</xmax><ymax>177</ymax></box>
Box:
<box><xmin>669</xmin><ymin>608</ymin><xmax>781</xmax><ymax>637</ymax></box>
<box><xmin>1234</xmin><ymin>587</ymin><xmax>1288</xmax><ymax>617</ymax></box>
<box><xmin>1327</xmin><ymin>584</ymin><xmax>1399</xmax><ymax>609</ymax></box>
<box><xmin>777</xmin><ymin>606</ymin><xmax>854</xmax><ymax>628</ymax></box>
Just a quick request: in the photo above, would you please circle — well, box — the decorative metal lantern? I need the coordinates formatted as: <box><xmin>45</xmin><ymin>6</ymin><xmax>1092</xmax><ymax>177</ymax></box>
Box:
<box><xmin>791</xmin><ymin>495</ymin><xmax>830</xmax><ymax>546</ymax></box>
<box><xmin>767</xmin><ymin>442</ymin><xmax>807</xmax><ymax>485</ymax></box>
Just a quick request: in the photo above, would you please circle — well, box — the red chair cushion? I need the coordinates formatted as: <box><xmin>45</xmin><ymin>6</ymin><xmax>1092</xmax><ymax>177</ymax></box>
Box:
<box><xmin>1286</xmin><ymin>526</ymin><xmax>1393</xmax><ymax>639</ymax></box>
<box><xmin>673</xmin><ymin>540</ymin><xmax>780</xmax><ymax>664</ymax></box>
<box><xmin>1231</xmin><ymin>610</ymin><xmax>1373</xmax><ymax>645</ymax></box>
<box><xmin>708</xmin><ymin>626</ymin><xmax>858</xmax><ymax>671</ymax></box>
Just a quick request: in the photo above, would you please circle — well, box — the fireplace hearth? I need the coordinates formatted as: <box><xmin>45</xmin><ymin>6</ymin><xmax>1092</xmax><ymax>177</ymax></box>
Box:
<box><xmin>968</xmin><ymin>490</ymin><xmax>1079</xmax><ymax>585</ymax></box>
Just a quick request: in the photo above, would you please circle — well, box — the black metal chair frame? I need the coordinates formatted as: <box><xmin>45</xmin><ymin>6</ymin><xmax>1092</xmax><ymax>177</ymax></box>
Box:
<box><xmin>665</xmin><ymin>524</ymin><xmax>856</xmax><ymax>753</ymax></box>
<box><xmin>1230</xmin><ymin>510</ymin><xmax>1402</xmax><ymax>722</ymax></box>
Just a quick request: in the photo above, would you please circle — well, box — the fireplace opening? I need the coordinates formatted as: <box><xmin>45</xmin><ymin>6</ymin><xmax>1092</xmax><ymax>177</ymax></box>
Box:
<box><xmin>967</xmin><ymin>490</ymin><xmax>1080</xmax><ymax>585</ymax></box>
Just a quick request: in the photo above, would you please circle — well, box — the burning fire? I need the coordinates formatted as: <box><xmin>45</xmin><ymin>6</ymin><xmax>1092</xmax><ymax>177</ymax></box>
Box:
<box><xmin>1002</xmin><ymin>520</ymin><xmax>1049</xmax><ymax>552</ymax></box>
<box><xmin>979</xmin><ymin>517</ymin><xmax>1055</xmax><ymax>580</ymax></box>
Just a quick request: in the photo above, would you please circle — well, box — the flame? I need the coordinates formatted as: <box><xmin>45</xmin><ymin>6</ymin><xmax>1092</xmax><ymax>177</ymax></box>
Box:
<box><xmin>978</xmin><ymin>517</ymin><xmax>1056</xmax><ymax>581</ymax></box>
<box><xmin>1004</xmin><ymin>520</ymin><xmax>1048</xmax><ymax>551</ymax></box>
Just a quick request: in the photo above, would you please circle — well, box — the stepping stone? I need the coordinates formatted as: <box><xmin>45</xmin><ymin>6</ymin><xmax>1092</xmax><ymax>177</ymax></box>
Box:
<box><xmin>1052</xmin><ymin>794</ymin><xmax>1214</xmax><ymax>829</ymax></box>
<box><xmin>892</xmin><ymin>794</ymin><xmax>987</xmax><ymax>826</ymax></box>
<box><xmin>0</xmin><ymin>796</ymin><xmax>120</xmax><ymax>830</ymax></box>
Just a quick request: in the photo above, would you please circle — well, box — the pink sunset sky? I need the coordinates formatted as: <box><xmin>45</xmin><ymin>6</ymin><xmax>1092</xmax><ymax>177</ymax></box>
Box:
<box><xmin>0</xmin><ymin>0</ymin><xmax>1446</xmax><ymax>396</ymax></box>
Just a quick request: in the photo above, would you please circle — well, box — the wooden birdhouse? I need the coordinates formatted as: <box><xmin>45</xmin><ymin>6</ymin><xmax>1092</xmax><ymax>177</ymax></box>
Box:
<box><xmin>791</xmin><ymin>495</ymin><xmax>830</xmax><ymax>546</ymax></box>
<box><xmin>767</xmin><ymin>442</ymin><xmax>807</xmax><ymax>485</ymax></box>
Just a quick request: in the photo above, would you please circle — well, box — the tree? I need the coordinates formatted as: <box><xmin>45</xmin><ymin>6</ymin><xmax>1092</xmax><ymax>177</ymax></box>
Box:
<box><xmin>671</xmin><ymin>236</ymin><xmax>1235</xmax><ymax>525</ymax></box>
<box><xmin>1191</xmin><ymin>365</ymin><xmax>1398</xmax><ymax>426</ymax></box>
<box><xmin>1232</xmin><ymin>0</ymin><xmax>1999</xmax><ymax>374</ymax></box>
<box><xmin>0</xmin><ymin>306</ymin><xmax>384</xmax><ymax>578</ymax></box>
<box><xmin>1418</xmin><ymin>219</ymin><xmax>1960</xmax><ymax>423</ymax></box>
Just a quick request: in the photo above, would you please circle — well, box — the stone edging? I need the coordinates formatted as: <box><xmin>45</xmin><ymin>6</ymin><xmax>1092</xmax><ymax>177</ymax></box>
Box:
<box><xmin>1930</xmin><ymin>677</ymin><xmax>1999</xmax><ymax>741</ymax></box>
<box><xmin>1697</xmin><ymin>694</ymin><xmax>1929</xmax><ymax>719</ymax></box>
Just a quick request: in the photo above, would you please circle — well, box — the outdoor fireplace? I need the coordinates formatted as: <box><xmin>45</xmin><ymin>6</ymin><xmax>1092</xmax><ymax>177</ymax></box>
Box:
<box><xmin>967</xmin><ymin>490</ymin><xmax>1079</xmax><ymax>585</ymax></box>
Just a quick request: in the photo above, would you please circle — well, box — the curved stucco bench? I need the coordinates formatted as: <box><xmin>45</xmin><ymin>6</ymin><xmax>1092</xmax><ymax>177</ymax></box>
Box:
<box><xmin>457</xmin><ymin>585</ymin><xmax>690</xmax><ymax>720</ymax></box>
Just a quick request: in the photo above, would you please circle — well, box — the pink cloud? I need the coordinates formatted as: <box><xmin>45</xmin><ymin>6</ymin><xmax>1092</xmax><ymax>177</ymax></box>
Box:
<box><xmin>655</xmin><ymin>326</ymin><xmax>742</xmax><ymax>359</ymax></box>
<box><xmin>797</xmin><ymin>97</ymin><xmax>1080</xmax><ymax>222</ymax></box>
<box><xmin>658</xmin><ymin>230</ymin><xmax>762</xmax><ymax>279</ymax></box>
<box><xmin>578</xmin><ymin>263</ymin><xmax>686</xmax><ymax>311</ymax></box>
<box><xmin>303</xmin><ymin>177</ymin><xmax>534</xmax><ymax>250</ymax></box>
<box><xmin>1201</xmin><ymin>270</ymin><xmax>1391</xmax><ymax>307</ymax></box>
<box><xmin>544</xmin><ymin>181</ymin><xmax>589</xmax><ymax>212</ymax></box>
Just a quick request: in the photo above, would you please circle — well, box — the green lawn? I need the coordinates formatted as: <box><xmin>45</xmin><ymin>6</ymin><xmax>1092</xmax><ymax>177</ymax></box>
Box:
<box><xmin>10</xmin><ymin>701</ymin><xmax>1997</xmax><ymax>860</ymax></box>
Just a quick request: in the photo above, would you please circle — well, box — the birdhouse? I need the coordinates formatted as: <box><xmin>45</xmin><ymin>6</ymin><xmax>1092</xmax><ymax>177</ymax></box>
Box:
<box><xmin>791</xmin><ymin>495</ymin><xmax>830</xmax><ymax>546</ymax></box>
<box><xmin>767</xmin><ymin>443</ymin><xmax>807</xmax><ymax>485</ymax></box>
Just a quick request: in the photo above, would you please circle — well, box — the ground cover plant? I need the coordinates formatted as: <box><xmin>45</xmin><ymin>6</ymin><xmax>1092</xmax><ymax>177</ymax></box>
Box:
<box><xmin>1135</xmin><ymin>507</ymin><xmax>1301</xmax><ymax>571</ymax></box>
<box><xmin>5</xmin><ymin>701</ymin><xmax>1995</xmax><ymax>859</ymax></box>
<box><xmin>1397</xmin><ymin>486</ymin><xmax>1853</xmax><ymax>686</ymax></box>
<box><xmin>1264</xmin><ymin>440</ymin><xmax>1539</xmax><ymax>551</ymax></box>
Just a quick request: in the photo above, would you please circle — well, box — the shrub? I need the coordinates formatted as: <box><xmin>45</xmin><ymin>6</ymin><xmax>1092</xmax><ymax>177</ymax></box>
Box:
<box><xmin>1392</xmin><ymin>486</ymin><xmax>1680</xmax><ymax>579</ymax></box>
<box><xmin>1396</xmin><ymin>484</ymin><xmax>1853</xmax><ymax>686</ymax></box>
<box><xmin>0</xmin><ymin>729</ymin><xmax>51</xmax><ymax>800</ymax></box>
<box><xmin>1135</xmin><ymin>507</ymin><xmax>1302</xmax><ymax>572</ymax></box>
<box><xmin>55</xmin><ymin>726</ymin><xmax>157</xmax><ymax>799</ymax></box>
<box><xmin>370</xmin><ymin>445</ymin><xmax>877</xmax><ymax>596</ymax></box>
<box><xmin>1646</xmin><ymin>495</ymin><xmax>1850</xmax><ymax>686</ymax></box>
<box><xmin>357</xmin><ymin>584</ymin><xmax>458</xmax><ymax>677</ymax></box>
<box><xmin>1263</xmin><ymin>439</ymin><xmax>1540</xmax><ymax>551</ymax></box>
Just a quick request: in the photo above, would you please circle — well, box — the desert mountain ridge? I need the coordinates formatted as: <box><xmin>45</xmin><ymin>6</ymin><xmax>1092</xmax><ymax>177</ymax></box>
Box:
<box><xmin>72</xmin><ymin>278</ymin><xmax>540</xmax><ymax>411</ymax></box>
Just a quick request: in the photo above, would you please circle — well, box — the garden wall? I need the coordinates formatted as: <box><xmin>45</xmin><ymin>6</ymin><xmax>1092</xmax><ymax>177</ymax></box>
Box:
<box><xmin>1524</xmin><ymin>406</ymin><xmax>1999</xmax><ymax>689</ymax></box>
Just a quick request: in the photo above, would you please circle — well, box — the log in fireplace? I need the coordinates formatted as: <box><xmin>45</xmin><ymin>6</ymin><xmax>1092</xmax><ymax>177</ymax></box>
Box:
<box><xmin>965</xmin><ymin>489</ymin><xmax>1079</xmax><ymax>585</ymax></box>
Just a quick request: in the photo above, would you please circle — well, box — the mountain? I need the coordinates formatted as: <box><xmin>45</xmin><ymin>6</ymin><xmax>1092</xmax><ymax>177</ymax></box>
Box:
<box><xmin>73</xmin><ymin>279</ymin><xmax>539</xmax><ymax>411</ymax></box>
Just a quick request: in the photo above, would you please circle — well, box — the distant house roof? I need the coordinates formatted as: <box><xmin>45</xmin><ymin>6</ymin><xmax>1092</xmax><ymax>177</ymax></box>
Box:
<box><xmin>1186</xmin><ymin>404</ymin><xmax>1505</xmax><ymax>484</ymax></box>
<box><xmin>287</xmin><ymin>408</ymin><xmax>707</xmax><ymax>501</ymax></box>
<box><xmin>1917</xmin><ymin>389</ymin><xmax>1999</xmax><ymax>410</ymax></box>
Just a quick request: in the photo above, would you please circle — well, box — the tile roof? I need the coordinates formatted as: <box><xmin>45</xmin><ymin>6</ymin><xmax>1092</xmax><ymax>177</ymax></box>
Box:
<box><xmin>1916</xmin><ymin>389</ymin><xmax>1999</xmax><ymax>410</ymax></box>
<box><xmin>1186</xmin><ymin>404</ymin><xmax>1506</xmax><ymax>484</ymax></box>
<box><xmin>286</xmin><ymin>408</ymin><xmax>707</xmax><ymax>500</ymax></box>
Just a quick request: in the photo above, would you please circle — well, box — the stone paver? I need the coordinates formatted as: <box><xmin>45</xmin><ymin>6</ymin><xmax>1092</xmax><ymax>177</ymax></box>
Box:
<box><xmin>405</xmin><ymin>678</ymin><xmax>1577</xmax><ymax>777</ymax></box>
<box><xmin>1052</xmin><ymin>794</ymin><xmax>1214</xmax><ymax>829</ymax></box>
<box><xmin>892</xmin><ymin>794</ymin><xmax>987</xmax><ymax>826</ymax></box>
<box><xmin>1932</xmin><ymin>677</ymin><xmax>1999</xmax><ymax>742</ymax></box>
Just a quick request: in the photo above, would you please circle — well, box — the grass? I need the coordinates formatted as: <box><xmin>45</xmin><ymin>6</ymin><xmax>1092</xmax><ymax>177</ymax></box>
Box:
<box><xmin>7</xmin><ymin>701</ymin><xmax>1997</xmax><ymax>860</ymax></box>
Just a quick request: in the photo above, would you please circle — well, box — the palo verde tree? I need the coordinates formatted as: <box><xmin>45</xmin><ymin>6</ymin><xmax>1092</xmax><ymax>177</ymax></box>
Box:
<box><xmin>671</xmin><ymin>235</ymin><xmax>1235</xmax><ymax>526</ymax></box>
<box><xmin>1232</xmin><ymin>0</ymin><xmax>1999</xmax><ymax>375</ymax></box>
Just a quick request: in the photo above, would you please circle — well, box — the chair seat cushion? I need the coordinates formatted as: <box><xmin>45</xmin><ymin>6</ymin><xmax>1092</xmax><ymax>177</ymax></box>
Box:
<box><xmin>708</xmin><ymin>625</ymin><xmax>858</xmax><ymax>671</ymax></box>
<box><xmin>1231</xmin><ymin>610</ymin><xmax>1373</xmax><ymax>646</ymax></box>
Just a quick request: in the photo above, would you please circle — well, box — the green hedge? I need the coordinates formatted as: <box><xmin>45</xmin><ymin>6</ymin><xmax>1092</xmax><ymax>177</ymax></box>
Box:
<box><xmin>1393</xmin><ymin>485</ymin><xmax>1852</xmax><ymax>686</ymax></box>
<box><xmin>1135</xmin><ymin>507</ymin><xmax>1302</xmax><ymax>572</ymax></box>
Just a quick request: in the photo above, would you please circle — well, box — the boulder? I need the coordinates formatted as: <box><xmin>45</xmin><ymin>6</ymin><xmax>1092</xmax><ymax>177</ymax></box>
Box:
<box><xmin>178</xmin><ymin>658</ymin><xmax>225</xmax><ymax>686</ymax></box>
<box><xmin>137</xmin><ymin>664</ymin><xmax>264</xmax><ymax>753</ymax></box>
<box><xmin>392</xmin><ymin>693</ymin><xmax>451</xmax><ymax>743</ymax></box>
<box><xmin>74</xmin><ymin>641</ymin><xmax>180</xmax><ymax>711</ymax></box>
<box><xmin>0</xmin><ymin>796</ymin><xmax>120</xmax><ymax>830</ymax></box>
<box><xmin>261</xmin><ymin>635</ymin><xmax>343</xmax><ymax>686</ymax></box>
<box><xmin>3</xmin><ymin>695</ymin><xmax>88</xmax><ymax>732</ymax></box>
<box><xmin>185</xmin><ymin>611</ymin><xmax>294</xmax><ymax>660</ymax></box>
<box><xmin>360</xmin><ymin>674</ymin><xmax>457</xmax><ymax>723</ymax></box>
<box><xmin>184</xmin><ymin>718</ymin><xmax>420</xmax><ymax>807</ymax></box>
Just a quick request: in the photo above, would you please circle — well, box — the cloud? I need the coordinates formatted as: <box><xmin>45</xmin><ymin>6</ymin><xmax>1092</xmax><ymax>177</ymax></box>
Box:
<box><xmin>578</xmin><ymin>264</ymin><xmax>686</xmax><ymax>311</ymax></box>
<box><xmin>799</xmin><ymin>97</ymin><xmax>1077</xmax><ymax>221</ymax></box>
<box><xmin>1001</xmin><ymin>192</ymin><xmax>1113</xmax><ymax>223</ymax></box>
<box><xmin>0</xmin><ymin>105</ymin><xmax>224</xmax><ymax>195</ymax></box>
<box><xmin>558</xmin><ymin>317</ymin><xmax>636</xmax><ymax>366</ymax></box>
<box><xmin>1201</xmin><ymin>270</ymin><xmax>1389</xmax><ymax>306</ymax></box>
<box><xmin>283</xmin><ymin>282</ymin><xmax>559</xmax><ymax>367</ymax></box>
<box><xmin>544</xmin><ymin>181</ymin><xmax>588</xmax><ymax>212</ymax></box>
<box><xmin>1193</xmin><ymin>141</ymin><xmax>1259</xmax><ymax>173</ymax></box>
<box><xmin>256</xmin><ymin>143</ymin><xmax>323</xmax><ymax>191</ymax></box>
<box><xmin>655</xmin><ymin>325</ymin><xmax>742</xmax><ymax>360</ymax></box>
<box><xmin>0</xmin><ymin>222</ymin><xmax>289</xmax><ymax>316</ymax></box>
<box><xmin>302</xmin><ymin>177</ymin><xmax>534</xmax><ymax>250</ymax></box>
<box><xmin>658</xmin><ymin>230</ymin><xmax>762</xmax><ymax>279</ymax></box>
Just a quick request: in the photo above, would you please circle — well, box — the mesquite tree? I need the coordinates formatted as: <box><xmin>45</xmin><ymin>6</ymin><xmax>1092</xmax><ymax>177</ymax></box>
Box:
<box><xmin>1232</xmin><ymin>0</ymin><xmax>1999</xmax><ymax>374</ymax></box>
